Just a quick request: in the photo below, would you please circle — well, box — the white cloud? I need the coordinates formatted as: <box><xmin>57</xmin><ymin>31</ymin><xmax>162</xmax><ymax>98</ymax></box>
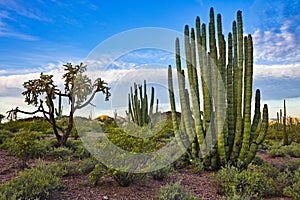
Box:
<box><xmin>253</xmin><ymin>20</ymin><xmax>300</xmax><ymax>63</ymax></box>
<box><xmin>254</xmin><ymin>62</ymin><xmax>300</xmax><ymax>79</ymax></box>
<box><xmin>0</xmin><ymin>0</ymin><xmax>49</xmax><ymax>21</ymax></box>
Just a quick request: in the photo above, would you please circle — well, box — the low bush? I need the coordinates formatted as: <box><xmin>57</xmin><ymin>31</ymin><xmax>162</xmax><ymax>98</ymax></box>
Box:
<box><xmin>150</xmin><ymin>165</ymin><xmax>173</xmax><ymax>180</ymax></box>
<box><xmin>283</xmin><ymin>167</ymin><xmax>300</xmax><ymax>199</ymax></box>
<box><xmin>7</xmin><ymin>130</ymin><xmax>39</xmax><ymax>168</ymax></box>
<box><xmin>283</xmin><ymin>180</ymin><xmax>300</xmax><ymax>199</ymax></box>
<box><xmin>0</xmin><ymin>162</ymin><xmax>63</xmax><ymax>200</ymax></box>
<box><xmin>189</xmin><ymin>158</ymin><xmax>204</xmax><ymax>174</ymax></box>
<box><xmin>45</xmin><ymin>157</ymin><xmax>97</xmax><ymax>177</ymax></box>
<box><xmin>109</xmin><ymin>168</ymin><xmax>137</xmax><ymax>187</ymax></box>
<box><xmin>274</xmin><ymin>159</ymin><xmax>300</xmax><ymax>172</ymax></box>
<box><xmin>283</xmin><ymin>142</ymin><xmax>300</xmax><ymax>158</ymax></box>
<box><xmin>157</xmin><ymin>179</ymin><xmax>200</xmax><ymax>200</ymax></box>
<box><xmin>213</xmin><ymin>164</ymin><xmax>276</xmax><ymax>199</ymax></box>
<box><xmin>45</xmin><ymin>146</ymin><xmax>73</xmax><ymax>160</ymax></box>
<box><xmin>0</xmin><ymin>129</ymin><xmax>13</xmax><ymax>150</ymax></box>
<box><xmin>89</xmin><ymin>164</ymin><xmax>104</xmax><ymax>186</ymax></box>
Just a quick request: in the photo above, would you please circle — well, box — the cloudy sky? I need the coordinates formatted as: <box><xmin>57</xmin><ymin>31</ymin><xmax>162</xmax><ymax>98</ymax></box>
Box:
<box><xmin>0</xmin><ymin>0</ymin><xmax>299</xmax><ymax>119</ymax></box>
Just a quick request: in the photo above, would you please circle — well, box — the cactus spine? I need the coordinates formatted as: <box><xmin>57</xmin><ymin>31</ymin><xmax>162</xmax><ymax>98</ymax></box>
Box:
<box><xmin>168</xmin><ymin>7</ymin><xmax>269</xmax><ymax>168</ymax></box>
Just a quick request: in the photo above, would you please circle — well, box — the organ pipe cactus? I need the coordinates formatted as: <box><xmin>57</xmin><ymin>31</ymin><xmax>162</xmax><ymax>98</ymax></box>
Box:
<box><xmin>283</xmin><ymin>99</ymin><xmax>288</xmax><ymax>145</ymax></box>
<box><xmin>128</xmin><ymin>80</ymin><xmax>157</xmax><ymax>126</ymax></box>
<box><xmin>168</xmin><ymin>7</ymin><xmax>269</xmax><ymax>169</ymax></box>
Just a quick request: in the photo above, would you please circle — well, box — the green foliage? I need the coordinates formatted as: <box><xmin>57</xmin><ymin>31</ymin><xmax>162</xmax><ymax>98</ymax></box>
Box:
<box><xmin>0</xmin><ymin>162</ymin><xmax>63</xmax><ymax>200</ymax></box>
<box><xmin>8</xmin><ymin>130</ymin><xmax>39</xmax><ymax>167</ymax></box>
<box><xmin>65</xmin><ymin>139</ymin><xmax>91</xmax><ymax>159</ymax></box>
<box><xmin>189</xmin><ymin>158</ymin><xmax>204</xmax><ymax>174</ymax></box>
<box><xmin>0</xmin><ymin>129</ymin><xmax>13</xmax><ymax>149</ymax></box>
<box><xmin>45</xmin><ymin>157</ymin><xmax>97</xmax><ymax>177</ymax></box>
<box><xmin>89</xmin><ymin>164</ymin><xmax>104</xmax><ymax>186</ymax></box>
<box><xmin>277</xmin><ymin>167</ymin><xmax>300</xmax><ymax>199</ymax></box>
<box><xmin>106</xmin><ymin>119</ymin><xmax>174</xmax><ymax>154</ymax></box>
<box><xmin>108</xmin><ymin>167</ymin><xmax>137</xmax><ymax>187</ymax></box>
<box><xmin>157</xmin><ymin>179</ymin><xmax>200</xmax><ymax>200</ymax></box>
<box><xmin>45</xmin><ymin>146</ymin><xmax>73</xmax><ymax>160</ymax></box>
<box><xmin>150</xmin><ymin>165</ymin><xmax>173</xmax><ymax>180</ymax></box>
<box><xmin>250</xmin><ymin>156</ymin><xmax>265</xmax><ymax>166</ymax></box>
<box><xmin>274</xmin><ymin>159</ymin><xmax>300</xmax><ymax>172</ymax></box>
<box><xmin>268</xmin><ymin>148</ymin><xmax>289</xmax><ymax>158</ymax></box>
<box><xmin>213</xmin><ymin>164</ymin><xmax>276</xmax><ymax>199</ymax></box>
<box><xmin>268</xmin><ymin>142</ymin><xmax>300</xmax><ymax>158</ymax></box>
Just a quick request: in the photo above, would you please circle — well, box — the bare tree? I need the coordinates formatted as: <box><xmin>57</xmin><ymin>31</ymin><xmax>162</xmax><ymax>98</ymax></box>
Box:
<box><xmin>7</xmin><ymin>63</ymin><xmax>110</xmax><ymax>146</ymax></box>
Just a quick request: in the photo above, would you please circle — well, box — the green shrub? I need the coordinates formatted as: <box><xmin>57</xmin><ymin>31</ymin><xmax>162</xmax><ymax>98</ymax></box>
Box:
<box><xmin>45</xmin><ymin>157</ymin><xmax>97</xmax><ymax>177</ymax></box>
<box><xmin>283</xmin><ymin>167</ymin><xmax>300</xmax><ymax>199</ymax></box>
<box><xmin>250</xmin><ymin>156</ymin><xmax>265</xmax><ymax>166</ymax></box>
<box><xmin>157</xmin><ymin>179</ymin><xmax>200</xmax><ymax>200</ymax></box>
<box><xmin>189</xmin><ymin>158</ymin><xmax>204</xmax><ymax>174</ymax></box>
<box><xmin>150</xmin><ymin>165</ymin><xmax>173</xmax><ymax>180</ymax></box>
<box><xmin>268</xmin><ymin>147</ymin><xmax>289</xmax><ymax>158</ymax></box>
<box><xmin>8</xmin><ymin>130</ymin><xmax>39</xmax><ymax>168</ymax></box>
<box><xmin>109</xmin><ymin>168</ymin><xmax>137</xmax><ymax>187</ymax></box>
<box><xmin>76</xmin><ymin>157</ymin><xmax>98</xmax><ymax>174</ymax></box>
<box><xmin>0</xmin><ymin>162</ymin><xmax>63</xmax><ymax>200</ymax></box>
<box><xmin>0</xmin><ymin>129</ymin><xmax>13</xmax><ymax>150</ymax></box>
<box><xmin>283</xmin><ymin>181</ymin><xmax>300</xmax><ymax>199</ymax></box>
<box><xmin>274</xmin><ymin>159</ymin><xmax>300</xmax><ymax>172</ymax></box>
<box><xmin>45</xmin><ymin>146</ymin><xmax>73</xmax><ymax>160</ymax></box>
<box><xmin>213</xmin><ymin>164</ymin><xmax>276</xmax><ymax>199</ymax></box>
<box><xmin>283</xmin><ymin>142</ymin><xmax>300</xmax><ymax>158</ymax></box>
<box><xmin>89</xmin><ymin>164</ymin><xmax>104</xmax><ymax>186</ymax></box>
<box><xmin>106</xmin><ymin>120</ymin><xmax>175</xmax><ymax>154</ymax></box>
<box><xmin>65</xmin><ymin>139</ymin><xmax>90</xmax><ymax>159</ymax></box>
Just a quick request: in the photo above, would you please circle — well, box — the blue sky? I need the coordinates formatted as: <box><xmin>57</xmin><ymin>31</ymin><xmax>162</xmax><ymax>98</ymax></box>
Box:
<box><xmin>0</xmin><ymin>0</ymin><xmax>299</xmax><ymax>119</ymax></box>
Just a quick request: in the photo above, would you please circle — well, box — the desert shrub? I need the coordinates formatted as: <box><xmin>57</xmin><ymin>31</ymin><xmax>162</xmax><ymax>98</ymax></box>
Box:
<box><xmin>0</xmin><ymin>162</ymin><xmax>63</xmax><ymax>200</ymax></box>
<box><xmin>157</xmin><ymin>179</ymin><xmax>200</xmax><ymax>200</ymax></box>
<box><xmin>268</xmin><ymin>142</ymin><xmax>300</xmax><ymax>158</ymax></box>
<box><xmin>283</xmin><ymin>142</ymin><xmax>300</xmax><ymax>158</ymax></box>
<box><xmin>274</xmin><ymin>159</ymin><xmax>300</xmax><ymax>172</ymax></box>
<box><xmin>250</xmin><ymin>156</ymin><xmax>265</xmax><ymax>166</ymax></box>
<box><xmin>76</xmin><ymin>157</ymin><xmax>98</xmax><ymax>174</ymax></box>
<box><xmin>284</xmin><ymin>181</ymin><xmax>300</xmax><ymax>199</ymax></box>
<box><xmin>8</xmin><ymin>130</ymin><xmax>39</xmax><ymax>168</ymax></box>
<box><xmin>2</xmin><ymin>117</ymin><xmax>51</xmax><ymax>134</ymax></box>
<box><xmin>109</xmin><ymin>168</ymin><xmax>137</xmax><ymax>187</ymax></box>
<box><xmin>213</xmin><ymin>164</ymin><xmax>276</xmax><ymax>199</ymax></box>
<box><xmin>89</xmin><ymin>164</ymin><xmax>104</xmax><ymax>186</ymax></box>
<box><xmin>189</xmin><ymin>158</ymin><xmax>204</xmax><ymax>174</ymax></box>
<box><xmin>282</xmin><ymin>167</ymin><xmax>300</xmax><ymax>199</ymax></box>
<box><xmin>66</xmin><ymin>139</ymin><xmax>90</xmax><ymax>159</ymax></box>
<box><xmin>106</xmin><ymin>119</ymin><xmax>174</xmax><ymax>154</ymax></box>
<box><xmin>268</xmin><ymin>148</ymin><xmax>289</xmax><ymax>158</ymax></box>
<box><xmin>45</xmin><ymin>146</ymin><xmax>73</xmax><ymax>160</ymax></box>
<box><xmin>150</xmin><ymin>165</ymin><xmax>173</xmax><ymax>180</ymax></box>
<box><xmin>0</xmin><ymin>129</ymin><xmax>13</xmax><ymax>149</ymax></box>
<box><xmin>45</xmin><ymin>157</ymin><xmax>97</xmax><ymax>177</ymax></box>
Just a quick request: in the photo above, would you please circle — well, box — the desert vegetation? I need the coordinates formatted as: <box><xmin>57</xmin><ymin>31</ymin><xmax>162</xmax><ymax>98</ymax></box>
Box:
<box><xmin>0</xmin><ymin>7</ymin><xmax>299</xmax><ymax>200</ymax></box>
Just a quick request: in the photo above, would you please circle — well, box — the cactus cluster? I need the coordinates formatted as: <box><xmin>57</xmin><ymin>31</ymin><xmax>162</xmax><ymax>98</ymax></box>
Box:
<box><xmin>168</xmin><ymin>7</ymin><xmax>269</xmax><ymax>169</ymax></box>
<box><xmin>127</xmin><ymin>80</ymin><xmax>158</xmax><ymax>126</ymax></box>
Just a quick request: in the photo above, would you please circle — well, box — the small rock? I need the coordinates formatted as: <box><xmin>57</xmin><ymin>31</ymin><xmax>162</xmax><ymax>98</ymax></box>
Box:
<box><xmin>103</xmin><ymin>196</ymin><xmax>109</xmax><ymax>200</ymax></box>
